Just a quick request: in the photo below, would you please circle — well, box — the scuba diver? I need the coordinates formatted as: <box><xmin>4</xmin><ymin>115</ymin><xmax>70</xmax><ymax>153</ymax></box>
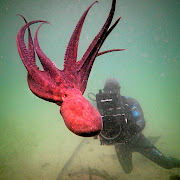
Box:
<box><xmin>90</xmin><ymin>77</ymin><xmax>180</xmax><ymax>174</ymax></box>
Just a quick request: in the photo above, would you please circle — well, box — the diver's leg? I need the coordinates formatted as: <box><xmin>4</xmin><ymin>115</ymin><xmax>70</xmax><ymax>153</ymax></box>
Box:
<box><xmin>134</xmin><ymin>134</ymin><xmax>180</xmax><ymax>169</ymax></box>
<box><xmin>115</xmin><ymin>143</ymin><xmax>133</xmax><ymax>174</ymax></box>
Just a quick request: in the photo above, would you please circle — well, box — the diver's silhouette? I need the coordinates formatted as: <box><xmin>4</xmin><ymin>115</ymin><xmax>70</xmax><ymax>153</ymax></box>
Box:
<box><xmin>94</xmin><ymin>78</ymin><xmax>180</xmax><ymax>174</ymax></box>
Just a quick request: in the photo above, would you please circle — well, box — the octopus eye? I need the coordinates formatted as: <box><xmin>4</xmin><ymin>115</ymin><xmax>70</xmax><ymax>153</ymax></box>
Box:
<box><xmin>63</xmin><ymin>94</ymin><xmax>67</xmax><ymax>98</ymax></box>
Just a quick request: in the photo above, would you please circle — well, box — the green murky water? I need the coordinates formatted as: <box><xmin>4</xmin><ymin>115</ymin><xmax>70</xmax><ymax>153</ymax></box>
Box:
<box><xmin>0</xmin><ymin>0</ymin><xmax>179</xmax><ymax>179</ymax></box>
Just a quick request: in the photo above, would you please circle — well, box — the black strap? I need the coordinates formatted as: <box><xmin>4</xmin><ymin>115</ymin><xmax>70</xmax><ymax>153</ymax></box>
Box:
<box><xmin>120</xmin><ymin>96</ymin><xmax>128</xmax><ymax>124</ymax></box>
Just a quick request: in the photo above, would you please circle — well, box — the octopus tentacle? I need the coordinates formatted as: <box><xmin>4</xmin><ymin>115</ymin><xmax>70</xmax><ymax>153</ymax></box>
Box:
<box><xmin>77</xmin><ymin>0</ymin><xmax>116</xmax><ymax>73</ymax></box>
<box><xmin>96</xmin><ymin>17</ymin><xmax>125</xmax><ymax>56</ymax></box>
<box><xmin>34</xmin><ymin>23</ymin><xmax>61</xmax><ymax>77</ymax></box>
<box><xmin>97</xmin><ymin>49</ymin><xmax>125</xmax><ymax>57</ymax></box>
<box><xmin>17</xmin><ymin>15</ymin><xmax>36</xmax><ymax>62</ymax></box>
<box><xmin>77</xmin><ymin>0</ymin><xmax>120</xmax><ymax>93</ymax></box>
<box><xmin>16</xmin><ymin>20</ymin><xmax>60</xmax><ymax>102</ymax></box>
<box><xmin>27</xmin><ymin>73</ymin><xmax>62</xmax><ymax>103</ymax></box>
<box><xmin>63</xmin><ymin>1</ymin><xmax>98</xmax><ymax>73</ymax></box>
<box><xmin>16</xmin><ymin>20</ymin><xmax>47</xmax><ymax>75</ymax></box>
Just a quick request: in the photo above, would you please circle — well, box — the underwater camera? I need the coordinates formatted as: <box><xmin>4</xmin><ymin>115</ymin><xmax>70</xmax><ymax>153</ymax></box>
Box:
<box><xmin>95</xmin><ymin>90</ymin><xmax>123</xmax><ymax>143</ymax></box>
<box><xmin>100</xmin><ymin>115</ymin><xmax>122</xmax><ymax>141</ymax></box>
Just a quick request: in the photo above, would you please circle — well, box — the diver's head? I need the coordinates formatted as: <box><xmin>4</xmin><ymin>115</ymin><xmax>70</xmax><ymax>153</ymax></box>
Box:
<box><xmin>103</xmin><ymin>78</ymin><xmax>120</xmax><ymax>94</ymax></box>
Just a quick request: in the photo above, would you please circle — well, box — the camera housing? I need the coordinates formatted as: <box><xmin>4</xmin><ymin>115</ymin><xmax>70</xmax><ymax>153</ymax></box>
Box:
<box><xmin>96</xmin><ymin>90</ymin><xmax>125</xmax><ymax>144</ymax></box>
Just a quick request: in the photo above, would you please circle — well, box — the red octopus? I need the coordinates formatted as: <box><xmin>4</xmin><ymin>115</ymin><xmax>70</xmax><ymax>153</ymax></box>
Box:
<box><xmin>16</xmin><ymin>0</ymin><xmax>124</xmax><ymax>137</ymax></box>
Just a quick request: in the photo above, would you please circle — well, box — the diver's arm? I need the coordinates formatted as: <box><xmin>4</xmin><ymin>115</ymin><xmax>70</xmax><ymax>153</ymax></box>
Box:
<box><xmin>127</xmin><ymin>98</ymin><xmax>146</xmax><ymax>135</ymax></box>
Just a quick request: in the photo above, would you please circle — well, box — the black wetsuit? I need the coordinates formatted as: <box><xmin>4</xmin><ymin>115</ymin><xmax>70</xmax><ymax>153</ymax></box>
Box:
<box><xmin>96</xmin><ymin>95</ymin><xmax>180</xmax><ymax>174</ymax></box>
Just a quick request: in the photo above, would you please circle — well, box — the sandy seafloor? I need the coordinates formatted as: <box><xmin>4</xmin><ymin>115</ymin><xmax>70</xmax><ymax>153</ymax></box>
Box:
<box><xmin>1</xmin><ymin>134</ymin><xmax>180</xmax><ymax>180</ymax></box>
<box><xmin>0</xmin><ymin>0</ymin><xmax>180</xmax><ymax>179</ymax></box>
<box><xmin>57</xmin><ymin>138</ymin><xmax>180</xmax><ymax>180</ymax></box>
